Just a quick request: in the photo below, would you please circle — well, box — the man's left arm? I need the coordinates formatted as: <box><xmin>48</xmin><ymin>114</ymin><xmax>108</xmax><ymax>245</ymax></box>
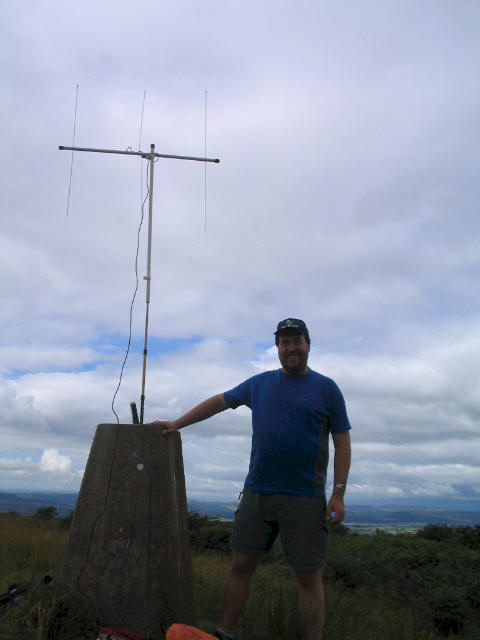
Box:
<box><xmin>327</xmin><ymin>430</ymin><xmax>351</xmax><ymax>524</ymax></box>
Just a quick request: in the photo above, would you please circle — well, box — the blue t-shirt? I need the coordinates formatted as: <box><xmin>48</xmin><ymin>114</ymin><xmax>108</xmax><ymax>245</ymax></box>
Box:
<box><xmin>224</xmin><ymin>368</ymin><xmax>351</xmax><ymax>497</ymax></box>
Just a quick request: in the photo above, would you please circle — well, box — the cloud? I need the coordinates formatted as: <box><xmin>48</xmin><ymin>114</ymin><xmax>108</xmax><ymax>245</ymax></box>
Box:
<box><xmin>39</xmin><ymin>449</ymin><xmax>72</xmax><ymax>474</ymax></box>
<box><xmin>1</xmin><ymin>1</ymin><xmax>479</xmax><ymax>505</ymax></box>
<box><xmin>2</xmin><ymin>322</ymin><xmax>479</xmax><ymax>503</ymax></box>
<box><xmin>0</xmin><ymin>451</ymin><xmax>81</xmax><ymax>492</ymax></box>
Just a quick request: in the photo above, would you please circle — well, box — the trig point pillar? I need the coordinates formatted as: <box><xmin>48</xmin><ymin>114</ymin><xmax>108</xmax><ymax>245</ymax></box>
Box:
<box><xmin>58</xmin><ymin>424</ymin><xmax>194</xmax><ymax>639</ymax></box>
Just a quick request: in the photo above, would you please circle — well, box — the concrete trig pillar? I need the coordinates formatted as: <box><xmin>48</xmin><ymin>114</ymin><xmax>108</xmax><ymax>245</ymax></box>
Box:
<box><xmin>58</xmin><ymin>424</ymin><xmax>194</xmax><ymax>639</ymax></box>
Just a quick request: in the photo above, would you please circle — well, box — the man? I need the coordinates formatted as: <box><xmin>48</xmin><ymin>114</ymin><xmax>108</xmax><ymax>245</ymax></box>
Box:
<box><xmin>149</xmin><ymin>319</ymin><xmax>351</xmax><ymax>640</ymax></box>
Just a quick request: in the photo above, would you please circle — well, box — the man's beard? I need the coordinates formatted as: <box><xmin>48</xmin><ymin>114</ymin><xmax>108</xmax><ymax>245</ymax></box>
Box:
<box><xmin>280</xmin><ymin>353</ymin><xmax>309</xmax><ymax>375</ymax></box>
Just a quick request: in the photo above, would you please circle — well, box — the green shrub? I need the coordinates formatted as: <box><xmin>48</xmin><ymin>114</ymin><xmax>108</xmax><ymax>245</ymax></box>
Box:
<box><xmin>417</xmin><ymin>523</ymin><xmax>480</xmax><ymax>551</ymax></box>
<box><xmin>33</xmin><ymin>506</ymin><xmax>58</xmax><ymax>521</ymax></box>
<box><xmin>325</xmin><ymin>528</ymin><xmax>480</xmax><ymax>636</ymax></box>
<box><xmin>188</xmin><ymin>512</ymin><xmax>233</xmax><ymax>555</ymax></box>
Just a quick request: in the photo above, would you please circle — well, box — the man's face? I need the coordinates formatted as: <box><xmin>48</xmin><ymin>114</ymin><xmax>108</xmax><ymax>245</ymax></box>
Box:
<box><xmin>277</xmin><ymin>330</ymin><xmax>310</xmax><ymax>376</ymax></box>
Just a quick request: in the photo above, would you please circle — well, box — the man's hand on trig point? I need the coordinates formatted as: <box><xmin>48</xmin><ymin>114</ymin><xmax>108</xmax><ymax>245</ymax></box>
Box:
<box><xmin>144</xmin><ymin>419</ymin><xmax>179</xmax><ymax>435</ymax></box>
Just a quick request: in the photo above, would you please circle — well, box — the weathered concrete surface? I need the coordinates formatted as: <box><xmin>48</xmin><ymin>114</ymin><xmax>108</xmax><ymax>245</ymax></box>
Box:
<box><xmin>57</xmin><ymin>424</ymin><xmax>194</xmax><ymax>640</ymax></box>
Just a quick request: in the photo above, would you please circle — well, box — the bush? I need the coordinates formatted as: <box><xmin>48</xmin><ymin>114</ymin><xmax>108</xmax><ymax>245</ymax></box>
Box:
<box><xmin>325</xmin><ymin>528</ymin><xmax>480</xmax><ymax>635</ymax></box>
<box><xmin>33</xmin><ymin>507</ymin><xmax>58</xmax><ymax>521</ymax></box>
<box><xmin>417</xmin><ymin>523</ymin><xmax>480</xmax><ymax>551</ymax></box>
<box><xmin>188</xmin><ymin>512</ymin><xmax>233</xmax><ymax>555</ymax></box>
<box><xmin>330</xmin><ymin>523</ymin><xmax>351</xmax><ymax>536</ymax></box>
<box><xmin>416</xmin><ymin>523</ymin><xmax>453</xmax><ymax>543</ymax></box>
<box><xmin>58</xmin><ymin>512</ymin><xmax>73</xmax><ymax>530</ymax></box>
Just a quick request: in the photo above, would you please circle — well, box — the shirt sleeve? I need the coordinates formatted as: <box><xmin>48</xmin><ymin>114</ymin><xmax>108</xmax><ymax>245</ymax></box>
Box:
<box><xmin>223</xmin><ymin>377</ymin><xmax>254</xmax><ymax>409</ymax></box>
<box><xmin>328</xmin><ymin>380</ymin><xmax>352</xmax><ymax>433</ymax></box>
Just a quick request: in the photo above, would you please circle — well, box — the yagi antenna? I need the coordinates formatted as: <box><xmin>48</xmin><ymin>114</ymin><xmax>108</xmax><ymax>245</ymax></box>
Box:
<box><xmin>59</xmin><ymin>143</ymin><xmax>220</xmax><ymax>424</ymax></box>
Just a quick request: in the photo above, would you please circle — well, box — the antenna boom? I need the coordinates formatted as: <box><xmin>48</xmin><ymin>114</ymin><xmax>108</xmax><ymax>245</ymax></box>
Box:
<box><xmin>59</xmin><ymin>145</ymin><xmax>219</xmax><ymax>163</ymax></box>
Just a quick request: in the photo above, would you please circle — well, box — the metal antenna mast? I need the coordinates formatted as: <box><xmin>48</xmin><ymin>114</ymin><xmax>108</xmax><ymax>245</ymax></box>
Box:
<box><xmin>59</xmin><ymin>143</ymin><xmax>220</xmax><ymax>424</ymax></box>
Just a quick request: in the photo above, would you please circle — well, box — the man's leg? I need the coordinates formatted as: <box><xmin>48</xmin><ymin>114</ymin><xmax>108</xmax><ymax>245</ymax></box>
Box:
<box><xmin>217</xmin><ymin>552</ymin><xmax>261</xmax><ymax>631</ymax></box>
<box><xmin>296</xmin><ymin>569</ymin><xmax>325</xmax><ymax>640</ymax></box>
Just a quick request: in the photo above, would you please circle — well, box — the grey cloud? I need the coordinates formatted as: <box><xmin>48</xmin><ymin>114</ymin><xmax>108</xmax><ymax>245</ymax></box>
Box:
<box><xmin>1</xmin><ymin>1</ymin><xmax>479</xmax><ymax>503</ymax></box>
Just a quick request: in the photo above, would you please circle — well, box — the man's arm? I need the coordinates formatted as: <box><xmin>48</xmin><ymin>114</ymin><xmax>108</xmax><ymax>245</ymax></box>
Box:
<box><xmin>146</xmin><ymin>393</ymin><xmax>229</xmax><ymax>435</ymax></box>
<box><xmin>326</xmin><ymin>430</ymin><xmax>351</xmax><ymax>524</ymax></box>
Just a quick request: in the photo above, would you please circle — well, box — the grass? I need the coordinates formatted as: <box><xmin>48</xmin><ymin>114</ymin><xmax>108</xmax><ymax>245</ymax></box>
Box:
<box><xmin>0</xmin><ymin>514</ymin><xmax>455</xmax><ymax>639</ymax></box>
<box><xmin>0</xmin><ymin>514</ymin><xmax>67</xmax><ymax>640</ymax></box>
<box><xmin>192</xmin><ymin>553</ymin><xmax>438</xmax><ymax>640</ymax></box>
<box><xmin>0</xmin><ymin>514</ymin><xmax>66</xmax><ymax>585</ymax></box>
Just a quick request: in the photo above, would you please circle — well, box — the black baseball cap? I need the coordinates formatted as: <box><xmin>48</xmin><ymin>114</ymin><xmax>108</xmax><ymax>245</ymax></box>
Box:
<box><xmin>274</xmin><ymin>318</ymin><xmax>310</xmax><ymax>340</ymax></box>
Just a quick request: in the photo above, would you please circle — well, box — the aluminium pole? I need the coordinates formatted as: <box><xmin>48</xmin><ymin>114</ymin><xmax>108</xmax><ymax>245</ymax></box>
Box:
<box><xmin>140</xmin><ymin>144</ymin><xmax>155</xmax><ymax>424</ymax></box>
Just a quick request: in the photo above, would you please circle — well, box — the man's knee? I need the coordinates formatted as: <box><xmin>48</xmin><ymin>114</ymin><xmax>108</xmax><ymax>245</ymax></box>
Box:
<box><xmin>231</xmin><ymin>552</ymin><xmax>261</xmax><ymax>576</ymax></box>
<box><xmin>296</xmin><ymin>568</ymin><xmax>323</xmax><ymax>589</ymax></box>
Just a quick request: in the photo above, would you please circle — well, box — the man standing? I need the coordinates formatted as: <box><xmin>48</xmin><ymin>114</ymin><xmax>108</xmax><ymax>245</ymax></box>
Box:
<box><xmin>149</xmin><ymin>319</ymin><xmax>351</xmax><ymax>640</ymax></box>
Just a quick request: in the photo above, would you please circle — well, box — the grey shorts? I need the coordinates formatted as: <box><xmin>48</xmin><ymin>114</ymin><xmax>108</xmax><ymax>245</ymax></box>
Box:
<box><xmin>231</xmin><ymin>489</ymin><xmax>329</xmax><ymax>573</ymax></box>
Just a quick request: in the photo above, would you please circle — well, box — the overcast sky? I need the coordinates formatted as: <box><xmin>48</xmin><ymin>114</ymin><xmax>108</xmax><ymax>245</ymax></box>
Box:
<box><xmin>1</xmin><ymin>1</ymin><xmax>479</xmax><ymax>508</ymax></box>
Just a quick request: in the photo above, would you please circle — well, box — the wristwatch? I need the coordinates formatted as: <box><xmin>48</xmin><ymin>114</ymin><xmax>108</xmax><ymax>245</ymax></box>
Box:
<box><xmin>334</xmin><ymin>483</ymin><xmax>347</xmax><ymax>490</ymax></box>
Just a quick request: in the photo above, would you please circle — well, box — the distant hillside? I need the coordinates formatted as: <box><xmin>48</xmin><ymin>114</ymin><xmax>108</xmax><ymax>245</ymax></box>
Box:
<box><xmin>187</xmin><ymin>500</ymin><xmax>480</xmax><ymax>528</ymax></box>
<box><xmin>188</xmin><ymin>498</ymin><xmax>237</xmax><ymax>519</ymax></box>
<box><xmin>0</xmin><ymin>491</ymin><xmax>78</xmax><ymax>516</ymax></box>
<box><xmin>0</xmin><ymin>492</ymin><xmax>237</xmax><ymax>520</ymax></box>
<box><xmin>1</xmin><ymin>492</ymin><xmax>479</xmax><ymax>528</ymax></box>
<box><xmin>344</xmin><ymin>504</ymin><xmax>480</xmax><ymax>529</ymax></box>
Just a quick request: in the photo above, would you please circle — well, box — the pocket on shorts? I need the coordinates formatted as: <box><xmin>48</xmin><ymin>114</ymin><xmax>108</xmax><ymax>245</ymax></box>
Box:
<box><xmin>234</xmin><ymin>489</ymin><xmax>247</xmax><ymax>515</ymax></box>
